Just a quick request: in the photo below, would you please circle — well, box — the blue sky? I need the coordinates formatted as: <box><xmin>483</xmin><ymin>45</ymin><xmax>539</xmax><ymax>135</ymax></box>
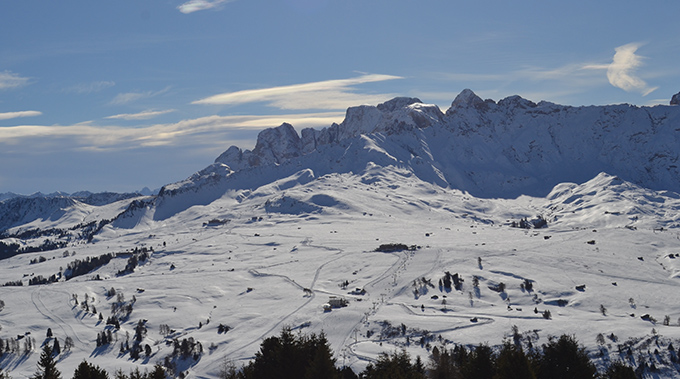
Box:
<box><xmin>1</xmin><ymin>0</ymin><xmax>678</xmax><ymax>195</ymax></box>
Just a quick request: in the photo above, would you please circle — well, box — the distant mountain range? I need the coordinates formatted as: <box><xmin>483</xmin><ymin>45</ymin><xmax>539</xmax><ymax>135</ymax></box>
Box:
<box><xmin>214</xmin><ymin>89</ymin><xmax>680</xmax><ymax>198</ymax></box>
<box><xmin>2</xmin><ymin>89</ymin><xmax>679</xmax><ymax>234</ymax></box>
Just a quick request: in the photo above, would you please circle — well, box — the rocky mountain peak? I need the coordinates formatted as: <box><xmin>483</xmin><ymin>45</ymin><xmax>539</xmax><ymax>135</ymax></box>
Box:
<box><xmin>450</xmin><ymin>89</ymin><xmax>485</xmax><ymax>109</ymax></box>
<box><xmin>671</xmin><ymin>91</ymin><xmax>680</xmax><ymax>106</ymax></box>
<box><xmin>376</xmin><ymin>97</ymin><xmax>422</xmax><ymax>112</ymax></box>
<box><xmin>251</xmin><ymin>123</ymin><xmax>302</xmax><ymax>164</ymax></box>
<box><xmin>210</xmin><ymin>89</ymin><xmax>680</xmax><ymax>199</ymax></box>
<box><xmin>497</xmin><ymin>94</ymin><xmax>537</xmax><ymax>109</ymax></box>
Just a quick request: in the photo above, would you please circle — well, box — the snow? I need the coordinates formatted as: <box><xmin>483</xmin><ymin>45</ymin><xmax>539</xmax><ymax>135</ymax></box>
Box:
<box><xmin>1</xmin><ymin>169</ymin><xmax>680</xmax><ymax>377</ymax></box>
<box><xmin>1</xmin><ymin>90</ymin><xmax>680</xmax><ymax>377</ymax></box>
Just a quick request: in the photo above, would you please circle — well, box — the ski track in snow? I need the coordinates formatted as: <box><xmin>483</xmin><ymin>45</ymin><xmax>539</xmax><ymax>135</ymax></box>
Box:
<box><xmin>31</xmin><ymin>288</ymin><xmax>88</xmax><ymax>348</ymax></box>
<box><xmin>230</xmin><ymin>248</ymin><xmax>346</xmax><ymax>359</ymax></box>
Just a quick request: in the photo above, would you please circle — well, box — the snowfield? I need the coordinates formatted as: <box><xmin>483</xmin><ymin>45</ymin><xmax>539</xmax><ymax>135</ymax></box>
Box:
<box><xmin>2</xmin><ymin>90</ymin><xmax>680</xmax><ymax>377</ymax></box>
<box><xmin>2</xmin><ymin>171</ymin><xmax>680</xmax><ymax>378</ymax></box>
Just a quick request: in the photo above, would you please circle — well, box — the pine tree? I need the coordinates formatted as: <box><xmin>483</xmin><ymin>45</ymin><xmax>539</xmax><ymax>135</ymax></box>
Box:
<box><xmin>148</xmin><ymin>365</ymin><xmax>166</xmax><ymax>379</ymax></box>
<box><xmin>72</xmin><ymin>360</ymin><xmax>109</xmax><ymax>379</ymax></box>
<box><xmin>31</xmin><ymin>344</ymin><xmax>61</xmax><ymax>379</ymax></box>
<box><xmin>536</xmin><ymin>335</ymin><xmax>596</xmax><ymax>379</ymax></box>
<box><xmin>494</xmin><ymin>342</ymin><xmax>535</xmax><ymax>379</ymax></box>
<box><xmin>52</xmin><ymin>338</ymin><xmax>60</xmax><ymax>356</ymax></box>
<box><xmin>304</xmin><ymin>333</ymin><xmax>339</xmax><ymax>379</ymax></box>
<box><xmin>462</xmin><ymin>344</ymin><xmax>495</xmax><ymax>379</ymax></box>
<box><xmin>362</xmin><ymin>350</ymin><xmax>425</xmax><ymax>379</ymax></box>
<box><xmin>603</xmin><ymin>361</ymin><xmax>636</xmax><ymax>379</ymax></box>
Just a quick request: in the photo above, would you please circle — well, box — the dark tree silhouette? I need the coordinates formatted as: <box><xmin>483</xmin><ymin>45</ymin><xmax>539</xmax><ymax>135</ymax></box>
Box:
<box><xmin>72</xmin><ymin>360</ymin><xmax>108</xmax><ymax>379</ymax></box>
<box><xmin>536</xmin><ymin>335</ymin><xmax>596</xmax><ymax>379</ymax></box>
<box><xmin>31</xmin><ymin>344</ymin><xmax>61</xmax><ymax>379</ymax></box>
<box><xmin>362</xmin><ymin>350</ymin><xmax>425</xmax><ymax>379</ymax></box>
<box><xmin>603</xmin><ymin>361</ymin><xmax>636</xmax><ymax>379</ymax></box>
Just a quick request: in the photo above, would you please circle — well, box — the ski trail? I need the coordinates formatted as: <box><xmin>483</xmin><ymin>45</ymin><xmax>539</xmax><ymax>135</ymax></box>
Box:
<box><xmin>229</xmin><ymin>250</ymin><xmax>346</xmax><ymax>358</ymax></box>
<box><xmin>31</xmin><ymin>287</ymin><xmax>88</xmax><ymax>349</ymax></box>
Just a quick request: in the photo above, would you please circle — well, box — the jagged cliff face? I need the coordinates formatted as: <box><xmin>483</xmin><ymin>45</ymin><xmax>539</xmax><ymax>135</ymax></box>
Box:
<box><xmin>212</xmin><ymin>89</ymin><xmax>680</xmax><ymax>198</ymax></box>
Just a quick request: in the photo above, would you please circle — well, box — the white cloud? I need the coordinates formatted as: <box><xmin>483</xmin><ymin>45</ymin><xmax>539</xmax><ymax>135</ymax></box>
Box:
<box><xmin>110</xmin><ymin>87</ymin><xmax>171</xmax><ymax>105</ymax></box>
<box><xmin>0</xmin><ymin>112</ymin><xmax>344</xmax><ymax>152</ymax></box>
<box><xmin>177</xmin><ymin>0</ymin><xmax>235</xmax><ymax>14</ymax></box>
<box><xmin>430</xmin><ymin>63</ymin><xmax>609</xmax><ymax>105</ymax></box>
<box><xmin>0</xmin><ymin>110</ymin><xmax>42</xmax><ymax>121</ymax></box>
<box><xmin>584</xmin><ymin>43</ymin><xmax>657</xmax><ymax>96</ymax></box>
<box><xmin>608</xmin><ymin>43</ymin><xmax>657</xmax><ymax>95</ymax></box>
<box><xmin>64</xmin><ymin>81</ymin><xmax>115</xmax><ymax>94</ymax></box>
<box><xmin>192</xmin><ymin>74</ymin><xmax>403</xmax><ymax>110</ymax></box>
<box><xmin>0</xmin><ymin>71</ymin><xmax>30</xmax><ymax>90</ymax></box>
<box><xmin>106</xmin><ymin>109</ymin><xmax>176</xmax><ymax>121</ymax></box>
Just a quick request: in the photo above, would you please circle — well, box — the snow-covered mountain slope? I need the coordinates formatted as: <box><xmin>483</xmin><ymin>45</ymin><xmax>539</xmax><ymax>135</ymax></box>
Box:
<box><xmin>0</xmin><ymin>192</ymin><xmax>145</xmax><ymax>233</ymax></box>
<box><xmin>1</xmin><ymin>169</ymin><xmax>680</xmax><ymax>378</ymax></box>
<box><xmin>217</xmin><ymin>90</ymin><xmax>680</xmax><ymax>198</ymax></box>
<box><xmin>1</xmin><ymin>90</ymin><xmax>680</xmax><ymax>378</ymax></box>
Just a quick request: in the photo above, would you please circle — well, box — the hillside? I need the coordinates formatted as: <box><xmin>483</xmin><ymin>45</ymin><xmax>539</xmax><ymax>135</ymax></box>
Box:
<box><xmin>1</xmin><ymin>91</ymin><xmax>680</xmax><ymax>378</ymax></box>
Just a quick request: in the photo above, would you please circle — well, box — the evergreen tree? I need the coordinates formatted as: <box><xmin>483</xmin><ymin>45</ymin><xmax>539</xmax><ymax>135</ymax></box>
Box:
<box><xmin>148</xmin><ymin>365</ymin><xmax>166</xmax><ymax>379</ymax></box>
<box><xmin>462</xmin><ymin>344</ymin><xmax>495</xmax><ymax>379</ymax></box>
<box><xmin>603</xmin><ymin>361</ymin><xmax>636</xmax><ymax>379</ymax></box>
<box><xmin>304</xmin><ymin>333</ymin><xmax>338</xmax><ymax>379</ymax></box>
<box><xmin>31</xmin><ymin>344</ymin><xmax>61</xmax><ymax>379</ymax></box>
<box><xmin>536</xmin><ymin>335</ymin><xmax>596</xmax><ymax>379</ymax></box>
<box><xmin>339</xmin><ymin>367</ymin><xmax>358</xmax><ymax>379</ymax></box>
<box><xmin>72</xmin><ymin>360</ymin><xmax>109</xmax><ymax>379</ymax></box>
<box><xmin>493</xmin><ymin>342</ymin><xmax>535</xmax><ymax>379</ymax></box>
<box><xmin>362</xmin><ymin>350</ymin><xmax>425</xmax><ymax>379</ymax></box>
<box><xmin>52</xmin><ymin>338</ymin><xmax>60</xmax><ymax>356</ymax></box>
<box><xmin>428</xmin><ymin>347</ymin><xmax>461</xmax><ymax>379</ymax></box>
<box><xmin>245</xmin><ymin>328</ymin><xmax>342</xmax><ymax>379</ymax></box>
<box><xmin>128</xmin><ymin>368</ymin><xmax>144</xmax><ymax>379</ymax></box>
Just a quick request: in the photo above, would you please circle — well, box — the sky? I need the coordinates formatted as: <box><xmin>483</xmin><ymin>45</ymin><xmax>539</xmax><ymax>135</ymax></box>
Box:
<box><xmin>0</xmin><ymin>0</ymin><xmax>678</xmax><ymax>195</ymax></box>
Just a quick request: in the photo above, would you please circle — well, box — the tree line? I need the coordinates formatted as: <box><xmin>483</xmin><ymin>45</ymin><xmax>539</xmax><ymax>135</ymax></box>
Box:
<box><xmin>218</xmin><ymin>328</ymin><xmax>638</xmax><ymax>379</ymax></box>
<box><xmin>12</xmin><ymin>328</ymin><xmax>638</xmax><ymax>379</ymax></box>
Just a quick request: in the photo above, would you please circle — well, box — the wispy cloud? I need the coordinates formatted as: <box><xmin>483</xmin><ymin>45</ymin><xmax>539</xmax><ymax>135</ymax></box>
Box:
<box><xmin>430</xmin><ymin>63</ymin><xmax>608</xmax><ymax>105</ymax></box>
<box><xmin>0</xmin><ymin>112</ymin><xmax>344</xmax><ymax>152</ymax></box>
<box><xmin>0</xmin><ymin>70</ymin><xmax>30</xmax><ymax>90</ymax></box>
<box><xmin>192</xmin><ymin>74</ymin><xmax>403</xmax><ymax>110</ymax></box>
<box><xmin>177</xmin><ymin>0</ymin><xmax>235</xmax><ymax>14</ymax></box>
<box><xmin>106</xmin><ymin>109</ymin><xmax>176</xmax><ymax>121</ymax></box>
<box><xmin>64</xmin><ymin>81</ymin><xmax>115</xmax><ymax>94</ymax></box>
<box><xmin>432</xmin><ymin>46</ymin><xmax>661</xmax><ymax>105</ymax></box>
<box><xmin>0</xmin><ymin>111</ymin><xmax>42</xmax><ymax>121</ymax></box>
<box><xmin>608</xmin><ymin>43</ymin><xmax>658</xmax><ymax>96</ymax></box>
<box><xmin>584</xmin><ymin>43</ymin><xmax>657</xmax><ymax>96</ymax></box>
<box><xmin>110</xmin><ymin>87</ymin><xmax>171</xmax><ymax>105</ymax></box>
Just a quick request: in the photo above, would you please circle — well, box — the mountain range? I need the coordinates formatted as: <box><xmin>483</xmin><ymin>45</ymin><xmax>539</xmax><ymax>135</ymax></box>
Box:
<box><xmin>1</xmin><ymin>90</ymin><xmax>680</xmax><ymax>378</ymax></box>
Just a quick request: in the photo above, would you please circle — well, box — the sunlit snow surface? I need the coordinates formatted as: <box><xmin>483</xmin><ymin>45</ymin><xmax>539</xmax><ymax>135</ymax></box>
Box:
<box><xmin>2</xmin><ymin>170</ymin><xmax>680</xmax><ymax>378</ymax></box>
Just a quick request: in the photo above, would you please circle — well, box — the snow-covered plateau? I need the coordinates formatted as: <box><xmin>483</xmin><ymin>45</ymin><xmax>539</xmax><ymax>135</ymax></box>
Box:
<box><xmin>1</xmin><ymin>90</ymin><xmax>680</xmax><ymax>378</ymax></box>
